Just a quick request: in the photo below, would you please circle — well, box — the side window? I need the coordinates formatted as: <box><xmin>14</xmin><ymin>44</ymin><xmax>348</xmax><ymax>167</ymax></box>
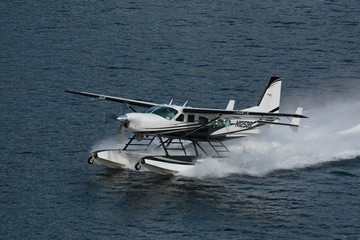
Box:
<box><xmin>199</xmin><ymin>116</ymin><xmax>209</xmax><ymax>124</ymax></box>
<box><xmin>187</xmin><ymin>115</ymin><xmax>195</xmax><ymax>122</ymax></box>
<box><xmin>176</xmin><ymin>114</ymin><xmax>184</xmax><ymax>122</ymax></box>
<box><xmin>225</xmin><ymin>120</ymin><xmax>231</xmax><ymax>127</ymax></box>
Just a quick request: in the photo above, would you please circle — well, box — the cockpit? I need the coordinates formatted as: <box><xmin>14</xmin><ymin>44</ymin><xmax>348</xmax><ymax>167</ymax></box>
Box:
<box><xmin>145</xmin><ymin>106</ymin><xmax>178</xmax><ymax>120</ymax></box>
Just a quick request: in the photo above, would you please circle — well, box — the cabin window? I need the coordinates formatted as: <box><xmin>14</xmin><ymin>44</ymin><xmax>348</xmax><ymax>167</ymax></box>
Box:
<box><xmin>217</xmin><ymin>119</ymin><xmax>224</xmax><ymax>127</ymax></box>
<box><xmin>151</xmin><ymin>106</ymin><xmax>178</xmax><ymax>120</ymax></box>
<box><xmin>199</xmin><ymin>116</ymin><xmax>209</xmax><ymax>124</ymax></box>
<box><xmin>225</xmin><ymin>120</ymin><xmax>231</xmax><ymax>127</ymax></box>
<box><xmin>176</xmin><ymin>114</ymin><xmax>184</xmax><ymax>122</ymax></box>
<box><xmin>187</xmin><ymin>115</ymin><xmax>195</xmax><ymax>122</ymax></box>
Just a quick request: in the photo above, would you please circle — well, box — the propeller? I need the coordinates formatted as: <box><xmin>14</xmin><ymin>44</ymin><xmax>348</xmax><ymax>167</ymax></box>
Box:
<box><xmin>117</xmin><ymin>115</ymin><xmax>129</xmax><ymax>144</ymax></box>
<box><xmin>103</xmin><ymin>105</ymin><xmax>131</xmax><ymax>144</ymax></box>
<box><xmin>104</xmin><ymin>113</ymin><xmax>118</xmax><ymax>123</ymax></box>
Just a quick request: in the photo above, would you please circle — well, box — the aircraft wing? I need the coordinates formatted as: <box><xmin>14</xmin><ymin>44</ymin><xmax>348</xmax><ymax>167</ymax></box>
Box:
<box><xmin>182</xmin><ymin>107</ymin><xmax>307</xmax><ymax>119</ymax></box>
<box><xmin>65</xmin><ymin>90</ymin><xmax>157</xmax><ymax>108</ymax></box>
<box><xmin>65</xmin><ymin>90</ymin><xmax>308</xmax><ymax>119</ymax></box>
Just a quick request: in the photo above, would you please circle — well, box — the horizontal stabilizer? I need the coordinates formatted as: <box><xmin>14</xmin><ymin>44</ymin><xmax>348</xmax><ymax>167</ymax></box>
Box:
<box><xmin>257</xmin><ymin>107</ymin><xmax>307</xmax><ymax>133</ymax></box>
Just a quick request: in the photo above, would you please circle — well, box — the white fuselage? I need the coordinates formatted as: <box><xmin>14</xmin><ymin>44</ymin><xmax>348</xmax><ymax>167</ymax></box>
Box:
<box><xmin>120</xmin><ymin>105</ymin><xmax>263</xmax><ymax>141</ymax></box>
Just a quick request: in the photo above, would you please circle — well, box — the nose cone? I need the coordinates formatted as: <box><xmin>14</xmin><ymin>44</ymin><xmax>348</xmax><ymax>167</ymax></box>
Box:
<box><xmin>117</xmin><ymin>115</ymin><xmax>129</xmax><ymax>127</ymax></box>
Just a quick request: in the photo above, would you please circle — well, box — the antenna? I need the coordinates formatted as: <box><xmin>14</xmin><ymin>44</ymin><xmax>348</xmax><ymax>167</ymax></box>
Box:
<box><xmin>183</xmin><ymin>100</ymin><xmax>188</xmax><ymax>107</ymax></box>
<box><xmin>169</xmin><ymin>99</ymin><xmax>173</xmax><ymax>105</ymax></box>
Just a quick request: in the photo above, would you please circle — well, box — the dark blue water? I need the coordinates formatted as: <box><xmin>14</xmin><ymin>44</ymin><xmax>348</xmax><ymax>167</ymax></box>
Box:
<box><xmin>1</xmin><ymin>1</ymin><xmax>360</xmax><ymax>239</ymax></box>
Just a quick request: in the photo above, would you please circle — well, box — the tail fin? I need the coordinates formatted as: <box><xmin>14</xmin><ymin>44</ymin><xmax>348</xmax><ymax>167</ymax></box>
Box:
<box><xmin>257</xmin><ymin>76</ymin><xmax>282</xmax><ymax>113</ymax></box>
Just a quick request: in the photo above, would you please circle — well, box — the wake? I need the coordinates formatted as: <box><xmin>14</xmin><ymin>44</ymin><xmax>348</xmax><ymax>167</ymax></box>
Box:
<box><xmin>180</xmin><ymin>98</ymin><xmax>360</xmax><ymax>178</ymax></box>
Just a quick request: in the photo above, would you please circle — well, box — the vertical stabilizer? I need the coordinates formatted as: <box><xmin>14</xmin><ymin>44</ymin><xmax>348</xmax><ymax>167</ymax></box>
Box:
<box><xmin>226</xmin><ymin>100</ymin><xmax>235</xmax><ymax>110</ymax></box>
<box><xmin>290</xmin><ymin>107</ymin><xmax>303</xmax><ymax>133</ymax></box>
<box><xmin>257</xmin><ymin>76</ymin><xmax>282</xmax><ymax>113</ymax></box>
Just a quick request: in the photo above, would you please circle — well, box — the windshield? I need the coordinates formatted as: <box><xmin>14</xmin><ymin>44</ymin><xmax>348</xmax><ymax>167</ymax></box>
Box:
<box><xmin>146</xmin><ymin>106</ymin><xmax>178</xmax><ymax>120</ymax></box>
<box><xmin>145</xmin><ymin>106</ymin><xmax>159</xmax><ymax>113</ymax></box>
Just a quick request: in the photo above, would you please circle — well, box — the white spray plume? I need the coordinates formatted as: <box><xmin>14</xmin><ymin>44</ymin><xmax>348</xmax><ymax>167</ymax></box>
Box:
<box><xmin>91</xmin><ymin>135</ymin><xmax>123</xmax><ymax>153</ymax></box>
<box><xmin>179</xmin><ymin>98</ymin><xmax>360</xmax><ymax>178</ymax></box>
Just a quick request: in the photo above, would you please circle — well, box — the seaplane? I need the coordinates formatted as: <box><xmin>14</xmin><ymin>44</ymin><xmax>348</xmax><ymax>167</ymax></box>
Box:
<box><xmin>66</xmin><ymin>76</ymin><xmax>307</xmax><ymax>175</ymax></box>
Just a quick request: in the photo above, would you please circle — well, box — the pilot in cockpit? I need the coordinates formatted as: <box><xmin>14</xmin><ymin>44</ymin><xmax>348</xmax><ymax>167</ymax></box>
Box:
<box><xmin>166</xmin><ymin>108</ymin><xmax>175</xmax><ymax>120</ymax></box>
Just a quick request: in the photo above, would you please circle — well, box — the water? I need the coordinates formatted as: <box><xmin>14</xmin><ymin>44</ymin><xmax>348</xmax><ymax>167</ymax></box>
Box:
<box><xmin>1</xmin><ymin>0</ymin><xmax>360</xmax><ymax>239</ymax></box>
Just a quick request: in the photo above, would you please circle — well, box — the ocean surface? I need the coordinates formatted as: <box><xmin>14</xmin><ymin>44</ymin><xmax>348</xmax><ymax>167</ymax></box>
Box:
<box><xmin>1</xmin><ymin>0</ymin><xmax>360</xmax><ymax>239</ymax></box>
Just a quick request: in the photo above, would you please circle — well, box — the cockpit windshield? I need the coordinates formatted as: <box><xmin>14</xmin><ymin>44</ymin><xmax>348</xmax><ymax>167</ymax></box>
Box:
<box><xmin>145</xmin><ymin>106</ymin><xmax>178</xmax><ymax>120</ymax></box>
<box><xmin>145</xmin><ymin>106</ymin><xmax>158</xmax><ymax>113</ymax></box>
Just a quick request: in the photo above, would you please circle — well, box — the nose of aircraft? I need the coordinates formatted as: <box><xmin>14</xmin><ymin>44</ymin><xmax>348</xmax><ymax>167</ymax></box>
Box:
<box><xmin>117</xmin><ymin>115</ymin><xmax>129</xmax><ymax>127</ymax></box>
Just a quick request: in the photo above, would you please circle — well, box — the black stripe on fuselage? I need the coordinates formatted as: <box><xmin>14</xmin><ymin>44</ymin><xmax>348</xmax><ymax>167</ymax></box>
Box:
<box><xmin>209</xmin><ymin>123</ymin><xmax>265</xmax><ymax>138</ymax></box>
<box><xmin>145</xmin><ymin>123</ymin><xmax>201</xmax><ymax>131</ymax></box>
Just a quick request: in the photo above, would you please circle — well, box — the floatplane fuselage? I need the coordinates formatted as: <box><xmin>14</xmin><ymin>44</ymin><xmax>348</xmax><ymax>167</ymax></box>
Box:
<box><xmin>66</xmin><ymin>76</ymin><xmax>307</xmax><ymax>175</ymax></box>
